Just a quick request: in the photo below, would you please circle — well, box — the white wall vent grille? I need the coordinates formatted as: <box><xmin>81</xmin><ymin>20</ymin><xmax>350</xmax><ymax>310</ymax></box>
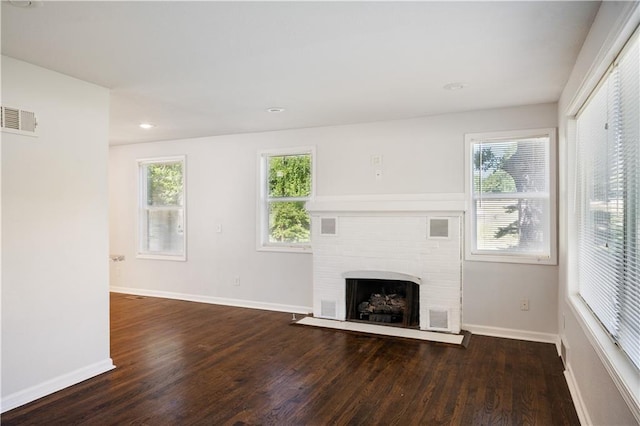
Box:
<box><xmin>427</xmin><ymin>307</ymin><xmax>450</xmax><ymax>330</ymax></box>
<box><xmin>428</xmin><ymin>217</ymin><xmax>450</xmax><ymax>239</ymax></box>
<box><xmin>320</xmin><ymin>217</ymin><xmax>337</xmax><ymax>236</ymax></box>
<box><xmin>320</xmin><ymin>299</ymin><xmax>337</xmax><ymax>318</ymax></box>
<box><xmin>1</xmin><ymin>106</ymin><xmax>38</xmax><ymax>136</ymax></box>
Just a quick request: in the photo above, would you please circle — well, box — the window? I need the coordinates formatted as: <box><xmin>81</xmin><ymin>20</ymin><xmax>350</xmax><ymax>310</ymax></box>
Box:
<box><xmin>258</xmin><ymin>148</ymin><xmax>314</xmax><ymax>252</ymax></box>
<box><xmin>465</xmin><ymin>129</ymin><xmax>557</xmax><ymax>264</ymax></box>
<box><xmin>575</xmin><ymin>30</ymin><xmax>639</xmax><ymax>371</ymax></box>
<box><xmin>138</xmin><ymin>156</ymin><xmax>186</xmax><ymax>260</ymax></box>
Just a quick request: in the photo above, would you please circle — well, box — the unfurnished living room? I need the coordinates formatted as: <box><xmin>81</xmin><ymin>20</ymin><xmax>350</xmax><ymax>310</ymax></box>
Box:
<box><xmin>1</xmin><ymin>1</ymin><xmax>639</xmax><ymax>425</ymax></box>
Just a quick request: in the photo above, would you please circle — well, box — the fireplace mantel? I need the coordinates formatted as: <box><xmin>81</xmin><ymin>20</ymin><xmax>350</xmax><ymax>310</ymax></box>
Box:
<box><xmin>306</xmin><ymin>193</ymin><xmax>466</xmax><ymax>214</ymax></box>
<box><xmin>342</xmin><ymin>270</ymin><xmax>421</xmax><ymax>286</ymax></box>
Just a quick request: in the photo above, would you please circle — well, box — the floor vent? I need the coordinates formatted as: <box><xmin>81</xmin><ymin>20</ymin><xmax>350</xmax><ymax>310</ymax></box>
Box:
<box><xmin>1</xmin><ymin>106</ymin><xmax>38</xmax><ymax>136</ymax></box>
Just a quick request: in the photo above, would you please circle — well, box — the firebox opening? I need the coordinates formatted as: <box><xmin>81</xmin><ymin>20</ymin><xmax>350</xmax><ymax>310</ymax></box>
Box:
<box><xmin>345</xmin><ymin>278</ymin><xmax>419</xmax><ymax>328</ymax></box>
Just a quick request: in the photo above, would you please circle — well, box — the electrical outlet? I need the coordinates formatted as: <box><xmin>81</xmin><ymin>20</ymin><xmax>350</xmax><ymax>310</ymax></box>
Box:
<box><xmin>520</xmin><ymin>299</ymin><xmax>529</xmax><ymax>311</ymax></box>
<box><xmin>234</xmin><ymin>276</ymin><xmax>240</xmax><ymax>286</ymax></box>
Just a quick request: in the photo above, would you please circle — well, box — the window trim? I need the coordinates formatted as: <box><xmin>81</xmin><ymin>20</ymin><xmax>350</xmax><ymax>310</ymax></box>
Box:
<box><xmin>137</xmin><ymin>155</ymin><xmax>187</xmax><ymax>261</ymax></box>
<box><xmin>464</xmin><ymin>128</ymin><xmax>558</xmax><ymax>265</ymax></box>
<box><xmin>256</xmin><ymin>146</ymin><xmax>315</xmax><ymax>253</ymax></box>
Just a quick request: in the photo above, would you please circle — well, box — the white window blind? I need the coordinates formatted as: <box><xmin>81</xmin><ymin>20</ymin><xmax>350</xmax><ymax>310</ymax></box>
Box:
<box><xmin>138</xmin><ymin>156</ymin><xmax>186</xmax><ymax>260</ymax></box>
<box><xmin>465</xmin><ymin>129</ymin><xmax>556</xmax><ymax>264</ymax></box>
<box><xmin>576</xmin><ymin>31</ymin><xmax>640</xmax><ymax>370</ymax></box>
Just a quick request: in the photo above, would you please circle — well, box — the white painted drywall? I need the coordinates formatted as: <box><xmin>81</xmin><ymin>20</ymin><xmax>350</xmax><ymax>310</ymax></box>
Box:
<box><xmin>558</xmin><ymin>2</ymin><xmax>639</xmax><ymax>424</ymax></box>
<box><xmin>109</xmin><ymin>102</ymin><xmax>558</xmax><ymax>335</ymax></box>
<box><xmin>1</xmin><ymin>57</ymin><xmax>113</xmax><ymax>411</ymax></box>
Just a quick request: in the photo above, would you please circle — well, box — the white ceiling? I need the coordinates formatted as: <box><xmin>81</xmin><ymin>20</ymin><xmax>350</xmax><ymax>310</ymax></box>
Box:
<box><xmin>1</xmin><ymin>1</ymin><xmax>599</xmax><ymax>145</ymax></box>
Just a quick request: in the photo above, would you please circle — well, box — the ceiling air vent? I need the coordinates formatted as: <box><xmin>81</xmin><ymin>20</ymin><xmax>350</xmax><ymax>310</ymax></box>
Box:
<box><xmin>1</xmin><ymin>106</ymin><xmax>38</xmax><ymax>136</ymax></box>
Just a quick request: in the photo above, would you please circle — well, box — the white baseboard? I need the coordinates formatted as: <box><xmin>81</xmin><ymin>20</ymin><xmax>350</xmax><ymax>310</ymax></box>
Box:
<box><xmin>1</xmin><ymin>358</ymin><xmax>115</xmax><ymax>413</ymax></box>
<box><xmin>564</xmin><ymin>364</ymin><xmax>592</xmax><ymax>426</ymax></box>
<box><xmin>110</xmin><ymin>286</ymin><xmax>313</xmax><ymax>315</ymax></box>
<box><xmin>463</xmin><ymin>323</ymin><xmax>559</xmax><ymax>345</ymax></box>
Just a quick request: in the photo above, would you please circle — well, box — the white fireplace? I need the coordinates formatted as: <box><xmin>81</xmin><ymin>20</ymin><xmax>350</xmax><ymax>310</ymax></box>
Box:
<box><xmin>306</xmin><ymin>194</ymin><xmax>465</xmax><ymax>334</ymax></box>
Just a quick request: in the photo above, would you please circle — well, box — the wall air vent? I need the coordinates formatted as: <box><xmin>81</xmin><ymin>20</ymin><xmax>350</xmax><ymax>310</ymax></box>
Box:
<box><xmin>427</xmin><ymin>307</ymin><xmax>450</xmax><ymax>331</ymax></box>
<box><xmin>320</xmin><ymin>299</ymin><xmax>337</xmax><ymax>318</ymax></box>
<box><xmin>320</xmin><ymin>217</ymin><xmax>338</xmax><ymax>236</ymax></box>
<box><xmin>428</xmin><ymin>217</ymin><xmax>450</xmax><ymax>239</ymax></box>
<box><xmin>1</xmin><ymin>106</ymin><xmax>38</xmax><ymax>137</ymax></box>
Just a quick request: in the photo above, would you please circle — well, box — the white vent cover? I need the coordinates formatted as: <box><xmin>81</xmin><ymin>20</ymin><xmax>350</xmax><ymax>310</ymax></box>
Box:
<box><xmin>1</xmin><ymin>106</ymin><xmax>38</xmax><ymax>136</ymax></box>
<box><xmin>427</xmin><ymin>307</ymin><xmax>450</xmax><ymax>330</ymax></box>
<box><xmin>320</xmin><ymin>217</ymin><xmax>337</xmax><ymax>236</ymax></box>
<box><xmin>320</xmin><ymin>299</ymin><xmax>337</xmax><ymax>318</ymax></box>
<box><xmin>428</xmin><ymin>217</ymin><xmax>450</xmax><ymax>239</ymax></box>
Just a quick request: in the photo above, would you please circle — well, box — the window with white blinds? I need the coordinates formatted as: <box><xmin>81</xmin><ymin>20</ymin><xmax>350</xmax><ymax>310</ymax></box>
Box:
<box><xmin>465</xmin><ymin>128</ymin><xmax>557</xmax><ymax>264</ymax></box>
<box><xmin>575</xmin><ymin>30</ymin><xmax>640</xmax><ymax>370</ymax></box>
<box><xmin>138</xmin><ymin>156</ymin><xmax>186</xmax><ymax>261</ymax></box>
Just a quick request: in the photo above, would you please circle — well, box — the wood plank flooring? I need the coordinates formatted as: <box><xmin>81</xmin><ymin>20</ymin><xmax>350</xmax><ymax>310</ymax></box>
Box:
<box><xmin>2</xmin><ymin>293</ymin><xmax>579</xmax><ymax>425</ymax></box>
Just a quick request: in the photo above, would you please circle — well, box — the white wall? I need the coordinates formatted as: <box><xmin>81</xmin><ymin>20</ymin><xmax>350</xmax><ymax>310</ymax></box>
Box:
<box><xmin>1</xmin><ymin>57</ymin><xmax>113</xmax><ymax>411</ymax></box>
<box><xmin>109</xmin><ymin>102</ymin><xmax>558</xmax><ymax>336</ymax></box>
<box><xmin>558</xmin><ymin>2</ymin><xmax>639</xmax><ymax>424</ymax></box>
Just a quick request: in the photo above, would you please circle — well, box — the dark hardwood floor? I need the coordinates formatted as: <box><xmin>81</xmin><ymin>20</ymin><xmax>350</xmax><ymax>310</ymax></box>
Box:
<box><xmin>2</xmin><ymin>293</ymin><xmax>579</xmax><ymax>425</ymax></box>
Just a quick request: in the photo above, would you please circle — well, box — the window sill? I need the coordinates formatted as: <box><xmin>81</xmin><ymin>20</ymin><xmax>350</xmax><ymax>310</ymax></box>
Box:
<box><xmin>257</xmin><ymin>245</ymin><xmax>313</xmax><ymax>254</ymax></box>
<box><xmin>466</xmin><ymin>252</ymin><xmax>557</xmax><ymax>265</ymax></box>
<box><xmin>137</xmin><ymin>253</ymin><xmax>187</xmax><ymax>262</ymax></box>
<box><xmin>568</xmin><ymin>294</ymin><xmax>640</xmax><ymax>422</ymax></box>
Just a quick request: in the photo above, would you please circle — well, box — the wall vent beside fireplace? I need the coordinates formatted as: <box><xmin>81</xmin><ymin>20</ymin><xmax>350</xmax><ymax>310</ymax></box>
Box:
<box><xmin>427</xmin><ymin>307</ymin><xmax>450</xmax><ymax>331</ymax></box>
<box><xmin>320</xmin><ymin>217</ymin><xmax>338</xmax><ymax>236</ymax></box>
<box><xmin>427</xmin><ymin>217</ymin><xmax>450</xmax><ymax>239</ymax></box>
<box><xmin>320</xmin><ymin>299</ymin><xmax>337</xmax><ymax>318</ymax></box>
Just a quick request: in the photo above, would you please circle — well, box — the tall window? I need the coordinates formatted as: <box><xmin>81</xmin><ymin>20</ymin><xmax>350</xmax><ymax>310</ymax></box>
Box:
<box><xmin>258</xmin><ymin>148</ymin><xmax>314</xmax><ymax>251</ymax></box>
<box><xmin>465</xmin><ymin>129</ymin><xmax>556</xmax><ymax>264</ymax></box>
<box><xmin>138</xmin><ymin>156</ymin><xmax>186</xmax><ymax>260</ymax></box>
<box><xmin>575</xmin><ymin>31</ymin><xmax>639</xmax><ymax>370</ymax></box>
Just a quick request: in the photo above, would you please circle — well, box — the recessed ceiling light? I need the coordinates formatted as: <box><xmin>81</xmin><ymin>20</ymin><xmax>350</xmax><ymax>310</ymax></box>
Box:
<box><xmin>139</xmin><ymin>123</ymin><xmax>155</xmax><ymax>129</ymax></box>
<box><xmin>266</xmin><ymin>107</ymin><xmax>285</xmax><ymax>113</ymax></box>
<box><xmin>443</xmin><ymin>82</ymin><xmax>467</xmax><ymax>91</ymax></box>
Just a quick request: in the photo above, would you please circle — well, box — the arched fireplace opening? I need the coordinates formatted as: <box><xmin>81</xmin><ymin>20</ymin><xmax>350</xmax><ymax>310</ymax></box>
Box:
<box><xmin>345</xmin><ymin>276</ymin><xmax>419</xmax><ymax>328</ymax></box>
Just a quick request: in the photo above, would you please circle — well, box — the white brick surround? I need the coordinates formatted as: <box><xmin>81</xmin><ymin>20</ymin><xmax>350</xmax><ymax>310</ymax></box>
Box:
<box><xmin>307</xmin><ymin>194</ymin><xmax>464</xmax><ymax>334</ymax></box>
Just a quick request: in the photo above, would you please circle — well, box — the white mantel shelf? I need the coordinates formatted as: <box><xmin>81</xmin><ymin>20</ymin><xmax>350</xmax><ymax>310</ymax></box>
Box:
<box><xmin>342</xmin><ymin>270</ymin><xmax>422</xmax><ymax>286</ymax></box>
<box><xmin>306</xmin><ymin>193</ymin><xmax>466</xmax><ymax>214</ymax></box>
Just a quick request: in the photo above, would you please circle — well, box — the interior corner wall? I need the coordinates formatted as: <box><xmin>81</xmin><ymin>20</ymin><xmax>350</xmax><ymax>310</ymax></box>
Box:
<box><xmin>1</xmin><ymin>56</ymin><xmax>113</xmax><ymax>412</ymax></box>
<box><xmin>557</xmin><ymin>2</ymin><xmax>639</xmax><ymax>424</ymax></box>
<box><xmin>109</xmin><ymin>102</ymin><xmax>558</xmax><ymax>336</ymax></box>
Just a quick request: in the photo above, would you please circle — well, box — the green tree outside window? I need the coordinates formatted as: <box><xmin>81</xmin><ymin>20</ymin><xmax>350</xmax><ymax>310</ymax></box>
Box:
<box><xmin>267</xmin><ymin>154</ymin><xmax>312</xmax><ymax>244</ymax></box>
<box><xmin>473</xmin><ymin>137</ymin><xmax>549</xmax><ymax>252</ymax></box>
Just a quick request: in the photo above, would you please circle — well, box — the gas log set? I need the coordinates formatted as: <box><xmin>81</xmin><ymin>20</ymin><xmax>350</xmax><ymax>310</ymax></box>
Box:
<box><xmin>346</xmin><ymin>278</ymin><xmax>420</xmax><ymax>328</ymax></box>
<box><xmin>357</xmin><ymin>292</ymin><xmax>406</xmax><ymax>323</ymax></box>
